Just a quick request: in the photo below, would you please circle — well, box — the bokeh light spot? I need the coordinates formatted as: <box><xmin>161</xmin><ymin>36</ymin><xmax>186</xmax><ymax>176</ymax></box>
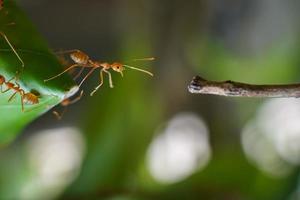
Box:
<box><xmin>146</xmin><ymin>112</ymin><xmax>211</xmax><ymax>184</ymax></box>
<box><xmin>20</xmin><ymin>127</ymin><xmax>85</xmax><ymax>199</ymax></box>
<box><xmin>241</xmin><ymin>99</ymin><xmax>300</xmax><ymax>177</ymax></box>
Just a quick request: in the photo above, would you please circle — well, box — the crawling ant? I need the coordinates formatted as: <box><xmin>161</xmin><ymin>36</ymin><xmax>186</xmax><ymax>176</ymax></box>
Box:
<box><xmin>0</xmin><ymin>75</ymin><xmax>39</xmax><ymax>111</ymax></box>
<box><xmin>0</xmin><ymin>31</ymin><xmax>33</xmax><ymax>111</ymax></box>
<box><xmin>52</xmin><ymin>90</ymin><xmax>83</xmax><ymax>120</ymax></box>
<box><xmin>44</xmin><ymin>49</ymin><xmax>154</xmax><ymax>96</ymax></box>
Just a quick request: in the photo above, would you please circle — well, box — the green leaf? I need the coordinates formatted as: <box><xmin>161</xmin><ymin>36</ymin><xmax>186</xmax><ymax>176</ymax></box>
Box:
<box><xmin>0</xmin><ymin>0</ymin><xmax>78</xmax><ymax>145</ymax></box>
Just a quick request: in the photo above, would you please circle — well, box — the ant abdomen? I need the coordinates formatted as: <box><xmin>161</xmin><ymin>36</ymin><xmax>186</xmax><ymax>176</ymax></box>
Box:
<box><xmin>23</xmin><ymin>93</ymin><xmax>39</xmax><ymax>104</ymax></box>
<box><xmin>70</xmin><ymin>50</ymin><xmax>89</xmax><ymax>65</ymax></box>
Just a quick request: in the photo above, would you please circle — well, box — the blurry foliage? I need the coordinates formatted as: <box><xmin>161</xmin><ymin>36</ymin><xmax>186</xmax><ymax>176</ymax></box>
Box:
<box><xmin>0</xmin><ymin>0</ymin><xmax>300</xmax><ymax>199</ymax></box>
<box><xmin>0</xmin><ymin>0</ymin><xmax>76</xmax><ymax>144</ymax></box>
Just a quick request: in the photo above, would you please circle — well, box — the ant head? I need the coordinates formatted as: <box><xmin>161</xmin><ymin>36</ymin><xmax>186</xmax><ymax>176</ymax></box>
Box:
<box><xmin>111</xmin><ymin>62</ymin><xmax>124</xmax><ymax>76</ymax></box>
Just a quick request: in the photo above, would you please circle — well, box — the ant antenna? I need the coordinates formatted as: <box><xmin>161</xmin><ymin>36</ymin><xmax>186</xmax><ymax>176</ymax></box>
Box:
<box><xmin>0</xmin><ymin>32</ymin><xmax>24</xmax><ymax>68</ymax></box>
<box><xmin>123</xmin><ymin>57</ymin><xmax>154</xmax><ymax>76</ymax></box>
<box><xmin>123</xmin><ymin>64</ymin><xmax>154</xmax><ymax>76</ymax></box>
<box><xmin>131</xmin><ymin>57</ymin><xmax>155</xmax><ymax>62</ymax></box>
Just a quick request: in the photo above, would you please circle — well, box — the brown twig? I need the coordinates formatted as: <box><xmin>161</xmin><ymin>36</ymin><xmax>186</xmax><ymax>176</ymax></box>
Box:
<box><xmin>188</xmin><ymin>75</ymin><xmax>300</xmax><ymax>98</ymax></box>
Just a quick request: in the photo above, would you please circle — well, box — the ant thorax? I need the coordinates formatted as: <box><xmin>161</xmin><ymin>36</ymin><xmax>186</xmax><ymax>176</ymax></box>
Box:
<box><xmin>99</xmin><ymin>62</ymin><xmax>110</xmax><ymax>70</ymax></box>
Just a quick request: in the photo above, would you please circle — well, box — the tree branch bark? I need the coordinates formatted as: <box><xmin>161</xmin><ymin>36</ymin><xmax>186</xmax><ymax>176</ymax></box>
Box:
<box><xmin>188</xmin><ymin>75</ymin><xmax>300</xmax><ymax>98</ymax></box>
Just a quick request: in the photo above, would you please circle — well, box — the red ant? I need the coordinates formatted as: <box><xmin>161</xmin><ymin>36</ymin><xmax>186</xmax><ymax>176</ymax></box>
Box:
<box><xmin>52</xmin><ymin>90</ymin><xmax>83</xmax><ymax>120</ymax></box>
<box><xmin>0</xmin><ymin>75</ymin><xmax>39</xmax><ymax>111</ymax></box>
<box><xmin>0</xmin><ymin>31</ymin><xmax>33</xmax><ymax>111</ymax></box>
<box><xmin>44</xmin><ymin>49</ymin><xmax>154</xmax><ymax>96</ymax></box>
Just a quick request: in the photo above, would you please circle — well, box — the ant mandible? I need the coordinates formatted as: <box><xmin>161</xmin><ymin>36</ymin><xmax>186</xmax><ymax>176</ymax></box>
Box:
<box><xmin>0</xmin><ymin>75</ymin><xmax>39</xmax><ymax>111</ymax></box>
<box><xmin>44</xmin><ymin>49</ymin><xmax>154</xmax><ymax>96</ymax></box>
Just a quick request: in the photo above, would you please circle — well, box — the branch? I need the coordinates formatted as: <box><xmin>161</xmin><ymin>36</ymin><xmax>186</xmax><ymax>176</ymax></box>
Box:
<box><xmin>188</xmin><ymin>75</ymin><xmax>300</xmax><ymax>98</ymax></box>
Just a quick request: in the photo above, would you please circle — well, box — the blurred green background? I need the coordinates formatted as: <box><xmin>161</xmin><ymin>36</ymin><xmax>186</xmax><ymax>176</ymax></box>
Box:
<box><xmin>1</xmin><ymin>0</ymin><xmax>300</xmax><ymax>199</ymax></box>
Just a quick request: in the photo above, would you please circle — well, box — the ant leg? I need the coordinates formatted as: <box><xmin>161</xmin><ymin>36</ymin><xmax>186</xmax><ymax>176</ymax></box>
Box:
<box><xmin>131</xmin><ymin>57</ymin><xmax>155</xmax><ymax>61</ymax></box>
<box><xmin>55</xmin><ymin>49</ymin><xmax>82</xmax><ymax>55</ymax></box>
<box><xmin>74</xmin><ymin>67</ymin><xmax>85</xmax><ymax>80</ymax></box>
<box><xmin>14</xmin><ymin>81</ymin><xmax>20</xmax><ymax>87</ymax></box>
<box><xmin>52</xmin><ymin>111</ymin><xmax>61</xmax><ymax>119</ymax></box>
<box><xmin>78</xmin><ymin>68</ymin><xmax>96</xmax><ymax>87</ymax></box>
<box><xmin>67</xmin><ymin>90</ymin><xmax>83</xmax><ymax>104</ymax></box>
<box><xmin>1</xmin><ymin>88</ymin><xmax>9</xmax><ymax>93</ymax></box>
<box><xmin>0</xmin><ymin>31</ymin><xmax>24</xmax><ymax>68</ymax></box>
<box><xmin>103</xmin><ymin>69</ymin><xmax>114</xmax><ymax>88</ymax></box>
<box><xmin>6</xmin><ymin>76</ymin><xmax>16</xmax><ymax>83</ymax></box>
<box><xmin>1</xmin><ymin>76</ymin><xmax>16</xmax><ymax>93</ymax></box>
<box><xmin>1</xmin><ymin>85</ymin><xmax>11</xmax><ymax>93</ymax></box>
<box><xmin>7</xmin><ymin>83</ymin><xmax>23</xmax><ymax>101</ymax></box>
<box><xmin>1</xmin><ymin>83</ymin><xmax>15</xmax><ymax>93</ymax></box>
<box><xmin>90</xmin><ymin>69</ymin><xmax>104</xmax><ymax>96</ymax></box>
<box><xmin>8</xmin><ymin>91</ymin><xmax>17</xmax><ymax>102</ymax></box>
<box><xmin>52</xmin><ymin>90</ymin><xmax>83</xmax><ymax>120</ymax></box>
<box><xmin>20</xmin><ymin>94</ymin><xmax>24</xmax><ymax>112</ymax></box>
<box><xmin>44</xmin><ymin>64</ymin><xmax>82</xmax><ymax>82</ymax></box>
<box><xmin>53</xmin><ymin>109</ymin><xmax>65</xmax><ymax>120</ymax></box>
